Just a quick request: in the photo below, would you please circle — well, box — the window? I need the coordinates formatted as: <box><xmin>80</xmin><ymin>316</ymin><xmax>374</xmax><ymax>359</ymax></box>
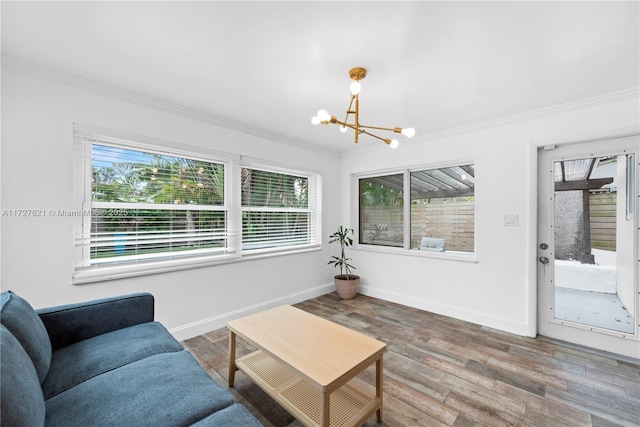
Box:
<box><xmin>73</xmin><ymin>128</ymin><xmax>321</xmax><ymax>283</ymax></box>
<box><xmin>358</xmin><ymin>164</ymin><xmax>475</xmax><ymax>256</ymax></box>
<box><xmin>241</xmin><ymin>166</ymin><xmax>320</xmax><ymax>252</ymax></box>
<box><xmin>359</xmin><ymin>174</ymin><xmax>404</xmax><ymax>247</ymax></box>
<box><xmin>410</xmin><ymin>165</ymin><xmax>475</xmax><ymax>253</ymax></box>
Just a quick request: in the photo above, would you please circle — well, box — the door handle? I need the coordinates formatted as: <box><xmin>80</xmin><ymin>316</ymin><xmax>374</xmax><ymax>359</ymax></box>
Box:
<box><xmin>539</xmin><ymin>256</ymin><xmax>549</xmax><ymax>264</ymax></box>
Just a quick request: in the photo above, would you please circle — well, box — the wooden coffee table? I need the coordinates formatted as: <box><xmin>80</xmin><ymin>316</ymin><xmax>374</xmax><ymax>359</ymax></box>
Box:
<box><xmin>227</xmin><ymin>305</ymin><xmax>386</xmax><ymax>427</ymax></box>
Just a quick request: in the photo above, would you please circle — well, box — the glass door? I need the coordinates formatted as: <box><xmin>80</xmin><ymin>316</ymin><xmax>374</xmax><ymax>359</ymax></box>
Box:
<box><xmin>537</xmin><ymin>136</ymin><xmax>639</xmax><ymax>358</ymax></box>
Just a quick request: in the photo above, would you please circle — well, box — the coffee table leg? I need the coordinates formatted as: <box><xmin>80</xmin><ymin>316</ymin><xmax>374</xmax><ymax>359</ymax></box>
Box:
<box><xmin>376</xmin><ymin>356</ymin><xmax>383</xmax><ymax>421</ymax></box>
<box><xmin>228</xmin><ymin>330</ymin><xmax>236</xmax><ymax>387</ymax></box>
<box><xmin>320</xmin><ymin>391</ymin><xmax>330</xmax><ymax>427</ymax></box>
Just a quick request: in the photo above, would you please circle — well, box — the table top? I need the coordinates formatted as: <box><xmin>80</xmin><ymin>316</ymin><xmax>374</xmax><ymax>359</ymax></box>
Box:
<box><xmin>227</xmin><ymin>305</ymin><xmax>386</xmax><ymax>390</ymax></box>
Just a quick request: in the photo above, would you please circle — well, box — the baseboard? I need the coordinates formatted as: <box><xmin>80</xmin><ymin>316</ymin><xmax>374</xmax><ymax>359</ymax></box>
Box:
<box><xmin>169</xmin><ymin>283</ymin><xmax>334</xmax><ymax>341</ymax></box>
<box><xmin>358</xmin><ymin>285</ymin><xmax>532</xmax><ymax>337</ymax></box>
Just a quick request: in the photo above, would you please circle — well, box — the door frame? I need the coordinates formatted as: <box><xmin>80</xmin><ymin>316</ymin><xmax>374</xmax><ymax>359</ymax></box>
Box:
<box><xmin>535</xmin><ymin>135</ymin><xmax>639</xmax><ymax>358</ymax></box>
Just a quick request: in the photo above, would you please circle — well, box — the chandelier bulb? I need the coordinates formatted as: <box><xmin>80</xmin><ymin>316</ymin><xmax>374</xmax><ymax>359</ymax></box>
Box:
<box><xmin>349</xmin><ymin>81</ymin><xmax>361</xmax><ymax>95</ymax></box>
<box><xmin>311</xmin><ymin>116</ymin><xmax>321</xmax><ymax>125</ymax></box>
<box><xmin>401</xmin><ymin>128</ymin><xmax>415</xmax><ymax>138</ymax></box>
<box><xmin>390</xmin><ymin>139</ymin><xmax>399</xmax><ymax>149</ymax></box>
<box><xmin>340</xmin><ymin>125</ymin><xmax>348</xmax><ymax>133</ymax></box>
<box><xmin>317</xmin><ymin>109</ymin><xmax>331</xmax><ymax>122</ymax></box>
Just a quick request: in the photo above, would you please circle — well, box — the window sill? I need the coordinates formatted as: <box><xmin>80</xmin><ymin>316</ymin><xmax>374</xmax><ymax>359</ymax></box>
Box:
<box><xmin>72</xmin><ymin>245</ymin><xmax>322</xmax><ymax>285</ymax></box>
<box><xmin>354</xmin><ymin>244</ymin><xmax>478</xmax><ymax>263</ymax></box>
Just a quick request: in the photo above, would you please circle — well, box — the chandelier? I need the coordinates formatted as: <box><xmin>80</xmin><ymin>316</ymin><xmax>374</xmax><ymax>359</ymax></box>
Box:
<box><xmin>311</xmin><ymin>67</ymin><xmax>415</xmax><ymax>148</ymax></box>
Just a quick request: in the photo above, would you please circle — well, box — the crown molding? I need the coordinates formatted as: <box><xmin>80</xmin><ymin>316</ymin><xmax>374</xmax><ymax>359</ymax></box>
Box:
<box><xmin>1</xmin><ymin>55</ymin><xmax>341</xmax><ymax>158</ymax></box>
<box><xmin>4</xmin><ymin>56</ymin><xmax>636</xmax><ymax>161</ymax></box>
<box><xmin>342</xmin><ymin>87</ymin><xmax>640</xmax><ymax>159</ymax></box>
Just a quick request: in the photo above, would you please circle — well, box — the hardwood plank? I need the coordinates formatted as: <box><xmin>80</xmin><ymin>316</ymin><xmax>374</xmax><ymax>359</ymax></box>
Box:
<box><xmin>428</xmin><ymin>337</ymin><xmax>491</xmax><ymax>363</ymax></box>
<box><xmin>445</xmin><ymin>391</ymin><xmax>522</xmax><ymax>427</ymax></box>
<box><xmin>363</xmin><ymin>391</ymin><xmax>450</xmax><ymax>427</ymax></box>
<box><xmin>465</xmin><ymin>359</ymin><xmax>547</xmax><ymax>397</ymax></box>
<box><xmin>524</xmin><ymin>404</ymin><xmax>592</xmax><ymax>427</ymax></box>
<box><xmin>509</xmin><ymin>345</ymin><xmax>587</xmax><ymax>376</ymax></box>
<box><xmin>380</xmin><ymin>375</ymin><xmax>459</xmax><ymax>425</ymax></box>
<box><xmin>486</xmin><ymin>355</ymin><xmax>568</xmax><ymax>391</ymax></box>
<box><xmin>492</xmin><ymin>380</ymin><xmax>592</xmax><ymax>425</ymax></box>
<box><xmin>546</xmin><ymin>386</ymin><xmax>640</xmax><ymax>426</ymax></box>
<box><xmin>439</xmin><ymin>373</ymin><xmax>526</xmax><ymax>420</ymax></box>
<box><xmin>451</xmin><ymin>412</ymin><xmax>494</xmax><ymax>427</ymax></box>
<box><xmin>424</xmin><ymin>357</ymin><xmax>495</xmax><ymax>389</ymax></box>
<box><xmin>181</xmin><ymin>293</ymin><xmax>640</xmax><ymax>427</ymax></box>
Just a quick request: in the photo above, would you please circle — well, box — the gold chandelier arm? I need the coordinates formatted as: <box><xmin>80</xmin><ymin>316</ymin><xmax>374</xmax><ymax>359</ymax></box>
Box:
<box><xmin>346</xmin><ymin>95</ymin><xmax>356</xmax><ymax>114</ymax></box>
<box><xmin>330</xmin><ymin>117</ymin><xmax>358</xmax><ymax>130</ymax></box>
<box><xmin>328</xmin><ymin>118</ymin><xmax>394</xmax><ymax>144</ymax></box>
<box><xmin>357</xmin><ymin>124</ymin><xmax>401</xmax><ymax>132</ymax></box>
<box><xmin>342</xmin><ymin>97</ymin><xmax>356</xmax><ymax>124</ymax></box>
<box><xmin>359</xmin><ymin>129</ymin><xmax>393</xmax><ymax>145</ymax></box>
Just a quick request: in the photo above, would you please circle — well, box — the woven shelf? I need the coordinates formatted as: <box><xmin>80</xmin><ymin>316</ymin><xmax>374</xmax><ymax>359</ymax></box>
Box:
<box><xmin>236</xmin><ymin>350</ymin><xmax>380</xmax><ymax>427</ymax></box>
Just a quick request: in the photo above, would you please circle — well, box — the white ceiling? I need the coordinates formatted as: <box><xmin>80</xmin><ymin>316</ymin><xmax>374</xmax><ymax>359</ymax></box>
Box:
<box><xmin>2</xmin><ymin>1</ymin><xmax>638</xmax><ymax>155</ymax></box>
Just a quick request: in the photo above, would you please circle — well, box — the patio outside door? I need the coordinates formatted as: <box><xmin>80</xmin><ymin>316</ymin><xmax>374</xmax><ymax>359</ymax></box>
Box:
<box><xmin>537</xmin><ymin>136</ymin><xmax>639</xmax><ymax>359</ymax></box>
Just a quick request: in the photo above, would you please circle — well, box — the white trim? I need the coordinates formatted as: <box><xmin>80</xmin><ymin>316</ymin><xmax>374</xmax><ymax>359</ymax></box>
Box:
<box><xmin>342</xmin><ymin>88</ymin><xmax>640</xmax><ymax>159</ymax></box>
<box><xmin>354</xmin><ymin>243</ymin><xmax>478</xmax><ymax>263</ymax></box>
<box><xmin>526</xmin><ymin>141</ymin><xmax>539</xmax><ymax>338</ymax></box>
<box><xmin>73</xmin><ymin>122</ymin><xmax>239</xmax><ymax>164</ymax></box>
<box><xmin>72</xmin><ymin>245</ymin><xmax>322</xmax><ymax>285</ymax></box>
<box><xmin>4</xmin><ymin>57</ymin><xmax>636</xmax><ymax>160</ymax></box>
<box><xmin>168</xmin><ymin>282</ymin><xmax>334</xmax><ymax>341</ymax></box>
<box><xmin>240</xmin><ymin>156</ymin><xmax>323</xmax><ymax>178</ymax></box>
<box><xmin>359</xmin><ymin>285</ymin><xmax>531</xmax><ymax>337</ymax></box>
<box><xmin>353</xmin><ymin>157</ymin><xmax>476</xmax><ymax>180</ymax></box>
<box><xmin>92</xmin><ymin>201</ymin><xmax>226</xmax><ymax>212</ymax></box>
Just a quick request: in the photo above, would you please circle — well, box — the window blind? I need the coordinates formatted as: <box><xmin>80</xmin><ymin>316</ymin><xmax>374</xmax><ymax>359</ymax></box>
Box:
<box><xmin>241</xmin><ymin>166</ymin><xmax>321</xmax><ymax>252</ymax></box>
<box><xmin>73</xmin><ymin>130</ymin><xmax>231</xmax><ymax>281</ymax></box>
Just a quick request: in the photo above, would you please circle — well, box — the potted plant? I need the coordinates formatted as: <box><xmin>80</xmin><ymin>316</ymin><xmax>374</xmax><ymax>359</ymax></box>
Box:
<box><xmin>328</xmin><ymin>226</ymin><xmax>360</xmax><ymax>299</ymax></box>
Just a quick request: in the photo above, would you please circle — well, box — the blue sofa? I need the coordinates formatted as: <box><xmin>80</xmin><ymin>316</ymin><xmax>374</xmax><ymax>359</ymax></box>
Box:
<box><xmin>0</xmin><ymin>291</ymin><xmax>262</xmax><ymax>426</ymax></box>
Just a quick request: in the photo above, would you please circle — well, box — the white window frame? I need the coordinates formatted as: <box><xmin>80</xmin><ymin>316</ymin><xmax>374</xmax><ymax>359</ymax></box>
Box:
<box><xmin>240</xmin><ymin>158</ymin><xmax>322</xmax><ymax>256</ymax></box>
<box><xmin>353</xmin><ymin>161</ymin><xmax>477</xmax><ymax>262</ymax></box>
<box><xmin>72</xmin><ymin>125</ymin><xmax>321</xmax><ymax>284</ymax></box>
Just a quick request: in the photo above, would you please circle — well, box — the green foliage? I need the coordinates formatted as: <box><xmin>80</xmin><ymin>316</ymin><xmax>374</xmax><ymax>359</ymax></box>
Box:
<box><xmin>91</xmin><ymin>145</ymin><xmax>312</xmax><ymax>257</ymax></box>
<box><xmin>91</xmin><ymin>145</ymin><xmax>225</xmax><ymax>233</ymax></box>
<box><xmin>241</xmin><ymin>168</ymin><xmax>308</xmax><ymax>208</ymax></box>
<box><xmin>240</xmin><ymin>168</ymin><xmax>309</xmax><ymax>246</ymax></box>
<box><xmin>327</xmin><ymin>226</ymin><xmax>357</xmax><ymax>278</ymax></box>
<box><xmin>92</xmin><ymin>155</ymin><xmax>224</xmax><ymax>206</ymax></box>
<box><xmin>359</xmin><ymin>178</ymin><xmax>403</xmax><ymax>207</ymax></box>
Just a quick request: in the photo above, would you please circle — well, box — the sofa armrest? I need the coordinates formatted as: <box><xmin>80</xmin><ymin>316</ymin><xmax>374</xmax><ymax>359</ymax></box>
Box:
<box><xmin>37</xmin><ymin>293</ymin><xmax>155</xmax><ymax>350</ymax></box>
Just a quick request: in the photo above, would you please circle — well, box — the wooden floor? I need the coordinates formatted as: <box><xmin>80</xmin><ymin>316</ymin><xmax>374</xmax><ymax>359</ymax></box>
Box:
<box><xmin>182</xmin><ymin>293</ymin><xmax>640</xmax><ymax>427</ymax></box>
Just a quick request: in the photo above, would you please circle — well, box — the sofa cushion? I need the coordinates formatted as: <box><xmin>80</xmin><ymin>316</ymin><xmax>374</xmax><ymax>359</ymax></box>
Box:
<box><xmin>1</xmin><ymin>325</ymin><xmax>46</xmax><ymax>426</ymax></box>
<box><xmin>37</xmin><ymin>292</ymin><xmax>155</xmax><ymax>350</ymax></box>
<box><xmin>191</xmin><ymin>402</ymin><xmax>262</xmax><ymax>426</ymax></box>
<box><xmin>0</xmin><ymin>291</ymin><xmax>52</xmax><ymax>383</ymax></box>
<box><xmin>42</xmin><ymin>321</ymin><xmax>184</xmax><ymax>399</ymax></box>
<box><xmin>45</xmin><ymin>351</ymin><xmax>236</xmax><ymax>427</ymax></box>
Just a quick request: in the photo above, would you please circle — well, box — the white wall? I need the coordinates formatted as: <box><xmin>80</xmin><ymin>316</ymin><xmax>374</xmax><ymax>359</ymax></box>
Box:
<box><xmin>341</xmin><ymin>91</ymin><xmax>639</xmax><ymax>337</ymax></box>
<box><xmin>2</xmin><ymin>61</ymin><xmax>638</xmax><ymax>344</ymax></box>
<box><xmin>1</xmin><ymin>65</ymin><xmax>341</xmax><ymax>340</ymax></box>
